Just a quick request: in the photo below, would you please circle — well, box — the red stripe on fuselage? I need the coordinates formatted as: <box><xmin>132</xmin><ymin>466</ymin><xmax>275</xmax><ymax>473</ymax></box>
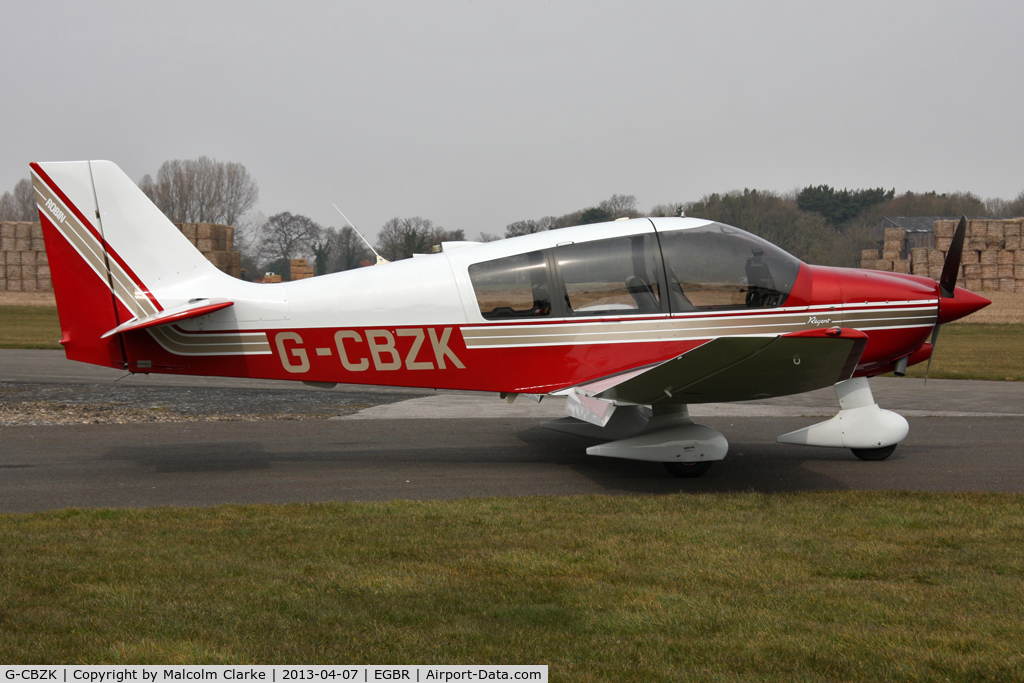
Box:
<box><xmin>120</xmin><ymin>324</ymin><xmax>710</xmax><ymax>394</ymax></box>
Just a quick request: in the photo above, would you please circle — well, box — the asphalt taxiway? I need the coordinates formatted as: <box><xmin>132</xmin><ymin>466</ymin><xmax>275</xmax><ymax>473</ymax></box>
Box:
<box><xmin>2</xmin><ymin>350</ymin><xmax>1022</xmax><ymax>512</ymax></box>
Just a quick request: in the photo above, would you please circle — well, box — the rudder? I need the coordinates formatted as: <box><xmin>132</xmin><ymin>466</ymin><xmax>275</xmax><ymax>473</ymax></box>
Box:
<box><xmin>32</xmin><ymin>161</ymin><xmax>126</xmax><ymax>368</ymax></box>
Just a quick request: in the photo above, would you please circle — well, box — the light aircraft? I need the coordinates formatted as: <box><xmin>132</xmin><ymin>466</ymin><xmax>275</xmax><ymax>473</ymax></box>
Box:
<box><xmin>30</xmin><ymin>161</ymin><xmax>990</xmax><ymax>477</ymax></box>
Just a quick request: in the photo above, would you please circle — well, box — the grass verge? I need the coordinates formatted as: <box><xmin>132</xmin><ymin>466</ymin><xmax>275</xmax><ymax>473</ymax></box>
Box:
<box><xmin>1</xmin><ymin>492</ymin><xmax>1023</xmax><ymax>680</ymax></box>
<box><xmin>0</xmin><ymin>306</ymin><xmax>61</xmax><ymax>349</ymax></box>
<box><xmin>903</xmin><ymin>324</ymin><xmax>1024</xmax><ymax>381</ymax></box>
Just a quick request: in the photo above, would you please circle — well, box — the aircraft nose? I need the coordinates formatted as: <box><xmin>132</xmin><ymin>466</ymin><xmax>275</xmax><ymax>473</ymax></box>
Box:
<box><xmin>937</xmin><ymin>286</ymin><xmax>991</xmax><ymax>324</ymax></box>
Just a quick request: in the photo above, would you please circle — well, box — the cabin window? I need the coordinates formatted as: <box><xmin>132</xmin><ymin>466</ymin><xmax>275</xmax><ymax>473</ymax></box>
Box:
<box><xmin>469</xmin><ymin>251</ymin><xmax>552</xmax><ymax>319</ymax></box>
<box><xmin>555</xmin><ymin>234</ymin><xmax>664</xmax><ymax>315</ymax></box>
<box><xmin>658</xmin><ymin>223</ymin><xmax>799</xmax><ymax>311</ymax></box>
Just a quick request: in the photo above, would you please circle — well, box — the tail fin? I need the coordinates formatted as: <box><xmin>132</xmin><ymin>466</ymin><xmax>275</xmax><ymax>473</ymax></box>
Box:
<box><xmin>30</xmin><ymin>161</ymin><xmax>228</xmax><ymax>368</ymax></box>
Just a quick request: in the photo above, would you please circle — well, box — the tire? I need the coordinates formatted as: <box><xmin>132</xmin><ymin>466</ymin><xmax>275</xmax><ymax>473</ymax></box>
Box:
<box><xmin>851</xmin><ymin>444</ymin><xmax>897</xmax><ymax>461</ymax></box>
<box><xmin>664</xmin><ymin>461</ymin><xmax>712</xmax><ymax>478</ymax></box>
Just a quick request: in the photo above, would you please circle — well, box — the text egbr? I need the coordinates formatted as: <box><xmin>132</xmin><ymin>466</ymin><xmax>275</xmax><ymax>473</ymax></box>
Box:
<box><xmin>275</xmin><ymin>327</ymin><xmax>465</xmax><ymax>374</ymax></box>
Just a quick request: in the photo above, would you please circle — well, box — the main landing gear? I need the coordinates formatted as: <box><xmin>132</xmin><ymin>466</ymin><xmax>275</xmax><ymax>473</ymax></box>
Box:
<box><xmin>543</xmin><ymin>375</ymin><xmax>904</xmax><ymax>478</ymax></box>
<box><xmin>777</xmin><ymin>376</ymin><xmax>908</xmax><ymax>460</ymax></box>
<box><xmin>543</xmin><ymin>403</ymin><xmax>726</xmax><ymax>478</ymax></box>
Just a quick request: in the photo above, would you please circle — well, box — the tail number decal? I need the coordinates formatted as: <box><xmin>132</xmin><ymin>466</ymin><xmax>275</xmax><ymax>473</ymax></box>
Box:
<box><xmin>276</xmin><ymin>328</ymin><xmax>466</xmax><ymax>374</ymax></box>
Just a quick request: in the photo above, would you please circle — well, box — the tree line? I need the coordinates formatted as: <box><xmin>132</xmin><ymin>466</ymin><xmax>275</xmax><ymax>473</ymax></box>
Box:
<box><xmin>3</xmin><ymin>159</ymin><xmax>1023</xmax><ymax>274</ymax></box>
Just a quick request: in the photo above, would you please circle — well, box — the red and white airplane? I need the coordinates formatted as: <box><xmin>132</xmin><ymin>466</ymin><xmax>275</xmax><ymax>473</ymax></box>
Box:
<box><xmin>31</xmin><ymin>161</ymin><xmax>990</xmax><ymax>476</ymax></box>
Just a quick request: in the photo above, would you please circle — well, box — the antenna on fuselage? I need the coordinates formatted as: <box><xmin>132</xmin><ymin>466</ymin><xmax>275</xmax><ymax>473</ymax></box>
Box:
<box><xmin>332</xmin><ymin>203</ymin><xmax>389</xmax><ymax>265</ymax></box>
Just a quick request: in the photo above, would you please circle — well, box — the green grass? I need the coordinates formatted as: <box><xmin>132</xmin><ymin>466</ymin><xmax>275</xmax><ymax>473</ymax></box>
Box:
<box><xmin>2</xmin><ymin>493</ymin><xmax>1024</xmax><ymax>680</ymax></box>
<box><xmin>0</xmin><ymin>305</ymin><xmax>61</xmax><ymax>349</ymax></box>
<box><xmin>904</xmin><ymin>324</ymin><xmax>1024</xmax><ymax>381</ymax></box>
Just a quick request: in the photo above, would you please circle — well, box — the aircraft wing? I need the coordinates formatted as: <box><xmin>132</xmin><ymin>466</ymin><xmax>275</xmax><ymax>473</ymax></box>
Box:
<box><xmin>580</xmin><ymin>327</ymin><xmax>868</xmax><ymax>405</ymax></box>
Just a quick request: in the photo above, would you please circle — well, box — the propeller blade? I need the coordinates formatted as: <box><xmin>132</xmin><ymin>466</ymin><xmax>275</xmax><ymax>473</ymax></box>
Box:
<box><xmin>939</xmin><ymin>216</ymin><xmax>968</xmax><ymax>298</ymax></box>
<box><xmin>924</xmin><ymin>323</ymin><xmax>940</xmax><ymax>384</ymax></box>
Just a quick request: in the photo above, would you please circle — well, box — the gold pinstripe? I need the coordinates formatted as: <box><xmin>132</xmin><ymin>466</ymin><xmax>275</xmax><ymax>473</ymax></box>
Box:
<box><xmin>462</xmin><ymin>306</ymin><xmax>938</xmax><ymax>348</ymax></box>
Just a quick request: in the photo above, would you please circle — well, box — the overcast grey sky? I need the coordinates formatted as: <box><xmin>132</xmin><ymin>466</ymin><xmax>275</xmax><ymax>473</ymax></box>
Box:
<box><xmin>4</xmin><ymin>0</ymin><xmax>1022</xmax><ymax>240</ymax></box>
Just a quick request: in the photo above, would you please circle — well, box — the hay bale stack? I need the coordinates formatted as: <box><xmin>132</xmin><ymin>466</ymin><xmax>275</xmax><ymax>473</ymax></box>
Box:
<box><xmin>883</xmin><ymin>227</ymin><xmax>905</xmax><ymax>258</ymax></box>
<box><xmin>4</xmin><ymin>219</ymin><xmax>247</xmax><ymax>288</ymax></box>
<box><xmin>968</xmin><ymin>219</ymin><xmax>988</xmax><ymax>251</ymax></box>
<box><xmin>893</xmin><ymin>259</ymin><xmax>911</xmax><ymax>274</ymax></box>
<box><xmin>0</xmin><ymin>221</ymin><xmax>49</xmax><ymax>292</ymax></box>
<box><xmin>174</xmin><ymin>222</ymin><xmax>242</xmax><ymax>278</ymax></box>
<box><xmin>910</xmin><ymin>247</ymin><xmax>930</xmax><ymax>275</ymax></box>
<box><xmin>924</xmin><ymin>249</ymin><xmax>944</xmax><ymax>279</ymax></box>
<box><xmin>934</xmin><ymin>220</ymin><xmax>957</xmax><ymax>237</ymax></box>
<box><xmin>289</xmin><ymin>258</ymin><xmax>314</xmax><ymax>281</ymax></box>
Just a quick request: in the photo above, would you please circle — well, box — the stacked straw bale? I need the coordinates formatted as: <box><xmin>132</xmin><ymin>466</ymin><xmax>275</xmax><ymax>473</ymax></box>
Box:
<box><xmin>863</xmin><ymin>227</ymin><xmax>910</xmax><ymax>272</ymax></box>
<box><xmin>860</xmin><ymin>218</ymin><xmax>1024</xmax><ymax>293</ymax></box>
<box><xmin>0</xmin><ymin>221</ymin><xmax>242</xmax><ymax>291</ymax></box>
<box><xmin>175</xmin><ymin>223</ymin><xmax>242</xmax><ymax>278</ymax></box>
<box><xmin>0</xmin><ymin>222</ymin><xmax>49</xmax><ymax>292</ymax></box>
<box><xmin>289</xmin><ymin>258</ymin><xmax>314</xmax><ymax>281</ymax></box>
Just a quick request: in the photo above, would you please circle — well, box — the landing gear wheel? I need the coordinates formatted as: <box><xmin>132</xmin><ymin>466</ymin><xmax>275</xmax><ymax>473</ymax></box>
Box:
<box><xmin>664</xmin><ymin>461</ymin><xmax>712</xmax><ymax>478</ymax></box>
<box><xmin>851</xmin><ymin>444</ymin><xmax>897</xmax><ymax>461</ymax></box>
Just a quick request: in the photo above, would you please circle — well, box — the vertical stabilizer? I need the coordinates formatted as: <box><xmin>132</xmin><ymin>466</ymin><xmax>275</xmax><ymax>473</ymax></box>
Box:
<box><xmin>31</xmin><ymin>160</ymin><xmax>234</xmax><ymax>368</ymax></box>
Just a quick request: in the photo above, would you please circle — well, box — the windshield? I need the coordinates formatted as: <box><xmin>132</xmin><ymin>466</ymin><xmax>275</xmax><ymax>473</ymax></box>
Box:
<box><xmin>657</xmin><ymin>223</ymin><xmax>800</xmax><ymax>311</ymax></box>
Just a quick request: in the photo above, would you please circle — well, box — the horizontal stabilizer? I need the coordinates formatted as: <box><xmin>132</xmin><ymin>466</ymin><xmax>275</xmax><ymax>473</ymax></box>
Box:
<box><xmin>100</xmin><ymin>298</ymin><xmax>234</xmax><ymax>339</ymax></box>
<box><xmin>594</xmin><ymin>327</ymin><xmax>868</xmax><ymax>405</ymax></box>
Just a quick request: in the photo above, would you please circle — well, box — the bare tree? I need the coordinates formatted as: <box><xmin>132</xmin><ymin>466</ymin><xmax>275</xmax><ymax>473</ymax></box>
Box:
<box><xmin>505</xmin><ymin>216</ymin><xmax>554</xmax><ymax>238</ymax></box>
<box><xmin>648</xmin><ymin>202</ymin><xmax>685</xmax><ymax>217</ymax></box>
<box><xmin>327</xmin><ymin>226</ymin><xmax>372</xmax><ymax>271</ymax></box>
<box><xmin>257</xmin><ymin>212</ymin><xmax>323</xmax><ymax>269</ymax></box>
<box><xmin>599</xmin><ymin>194</ymin><xmax>641</xmax><ymax>218</ymax></box>
<box><xmin>139</xmin><ymin>157</ymin><xmax>259</xmax><ymax>226</ymax></box>
<box><xmin>375</xmin><ymin>217</ymin><xmax>463</xmax><ymax>261</ymax></box>
<box><xmin>312</xmin><ymin>239</ymin><xmax>332</xmax><ymax>276</ymax></box>
<box><xmin>996</xmin><ymin>190</ymin><xmax>1024</xmax><ymax>217</ymax></box>
<box><xmin>0</xmin><ymin>178</ymin><xmax>37</xmax><ymax>221</ymax></box>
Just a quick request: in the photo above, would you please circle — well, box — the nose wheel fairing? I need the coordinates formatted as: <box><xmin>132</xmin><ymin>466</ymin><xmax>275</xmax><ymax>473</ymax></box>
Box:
<box><xmin>776</xmin><ymin>376</ymin><xmax>908</xmax><ymax>452</ymax></box>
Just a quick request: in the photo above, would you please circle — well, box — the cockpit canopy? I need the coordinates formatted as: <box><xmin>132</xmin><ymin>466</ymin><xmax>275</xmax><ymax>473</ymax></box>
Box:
<box><xmin>468</xmin><ymin>221</ymin><xmax>801</xmax><ymax>319</ymax></box>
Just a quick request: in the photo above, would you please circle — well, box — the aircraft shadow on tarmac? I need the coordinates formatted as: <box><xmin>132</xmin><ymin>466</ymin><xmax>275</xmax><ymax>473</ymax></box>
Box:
<box><xmin>104</xmin><ymin>441</ymin><xmax>275</xmax><ymax>473</ymax></box>
<box><xmin>99</xmin><ymin>425</ymin><xmax>885</xmax><ymax>496</ymax></box>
